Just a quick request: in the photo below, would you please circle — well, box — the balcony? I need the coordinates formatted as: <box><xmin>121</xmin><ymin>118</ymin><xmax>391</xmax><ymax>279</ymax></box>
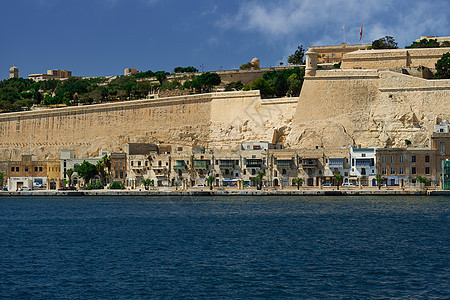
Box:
<box><xmin>193</xmin><ymin>160</ymin><xmax>210</xmax><ymax>169</ymax></box>
<box><xmin>219</xmin><ymin>160</ymin><xmax>235</xmax><ymax>169</ymax></box>
<box><xmin>302</xmin><ymin>159</ymin><xmax>318</xmax><ymax>168</ymax></box>
<box><xmin>328</xmin><ymin>158</ymin><xmax>344</xmax><ymax>168</ymax></box>
<box><xmin>246</xmin><ymin>159</ymin><xmax>262</xmax><ymax>168</ymax></box>
<box><xmin>356</xmin><ymin>159</ymin><xmax>372</xmax><ymax>167</ymax></box>
<box><xmin>173</xmin><ymin>160</ymin><xmax>186</xmax><ymax>170</ymax></box>
<box><xmin>276</xmin><ymin>159</ymin><xmax>292</xmax><ymax>168</ymax></box>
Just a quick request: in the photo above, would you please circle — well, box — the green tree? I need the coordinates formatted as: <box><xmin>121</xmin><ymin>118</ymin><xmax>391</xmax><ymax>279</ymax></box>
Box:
<box><xmin>224</xmin><ymin>81</ymin><xmax>244</xmax><ymax>91</ymax></box>
<box><xmin>287</xmin><ymin>45</ymin><xmax>305</xmax><ymax>65</ymax></box>
<box><xmin>142</xmin><ymin>178</ymin><xmax>153</xmax><ymax>190</ymax></box>
<box><xmin>240</xmin><ymin>62</ymin><xmax>253</xmax><ymax>70</ymax></box>
<box><xmin>154</xmin><ymin>71</ymin><xmax>169</xmax><ymax>85</ymax></box>
<box><xmin>206</xmin><ymin>175</ymin><xmax>215</xmax><ymax>190</ymax></box>
<box><xmin>435</xmin><ymin>52</ymin><xmax>450</xmax><ymax>79</ymax></box>
<box><xmin>406</xmin><ymin>38</ymin><xmax>441</xmax><ymax>49</ymax></box>
<box><xmin>75</xmin><ymin>161</ymin><xmax>98</xmax><ymax>185</ymax></box>
<box><xmin>333</xmin><ymin>173</ymin><xmax>343</xmax><ymax>190</ymax></box>
<box><xmin>375</xmin><ymin>174</ymin><xmax>385</xmax><ymax>190</ymax></box>
<box><xmin>250</xmin><ymin>78</ymin><xmax>273</xmax><ymax>98</ymax></box>
<box><xmin>372</xmin><ymin>36</ymin><xmax>398</xmax><ymax>49</ymax></box>
<box><xmin>0</xmin><ymin>172</ymin><xmax>4</xmax><ymax>187</ymax></box>
<box><xmin>65</xmin><ymin>168</ymin><xmax>75</xmax><ymax>187</ymax></box>
<box><xmin>293</xmin><ymin>177</ymin><xmax>303</xmax><ymax>190</ymax></box>
<box><xmin>109</xmin><ymin>181</ymin><xmax>124</xmax><ymax>189</ymax></box>
<box><xmin>256</xmin><ymin>171</ymin><xmax>265</xmax><ymax>190</ymax></box>
<box><xmin>416</xmin><ymin>176</ymin><xmax>430</xmax><ymax>190</ymax></box>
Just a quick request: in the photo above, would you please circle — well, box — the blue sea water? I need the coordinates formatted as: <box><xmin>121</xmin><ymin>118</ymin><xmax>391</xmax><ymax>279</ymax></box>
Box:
<box><xmin>0</xmin><ymin>195</ymin><xmax>448</xmax><ymax>299</ymax></box>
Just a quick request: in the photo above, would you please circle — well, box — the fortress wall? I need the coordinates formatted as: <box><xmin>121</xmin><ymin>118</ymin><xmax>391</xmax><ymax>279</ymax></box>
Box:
<box><xmin>287</xmin><ymin>69</ymin><xmax>450</xmax><ymax>149</ymax></box>
<box><xmin>342</xmin><ymin>48</ymin><xmax>450</xmax><ymax>69</ymax></box>
<box><xmin>0</xmin><ymin>94</ymin><xmax>214</xmax><ymax>160</ymax></box>
<box><xmin>209</xmin><ymin>91</ymin><xmax>297</xmax><ymax>149</ymax></box>
<box><xmin>0</xmin><ymin>91</ymin><xmax>294</xmax><ymax>160</ymax></box>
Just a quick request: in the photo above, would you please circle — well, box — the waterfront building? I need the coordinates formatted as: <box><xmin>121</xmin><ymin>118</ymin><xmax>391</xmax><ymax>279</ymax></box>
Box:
<box><xmin>191</xmin><ymin>147</ymin><xmax>214</xmax><ymax>186</ymax></box>
<box><xmin>110</xmin><ymin>153</ymin><xmax>127</xmax><ymax>184</ymax></box>
<box><xmin>349</xmin><ymin>147</ymin><xmax>377</xmax><ymax>186</ymax></box>
<box><xmin>170</xmin><ymin>146</ymin><xmax>193</xmax><ymax>189</ymax></box>
<box><xmin>376</xmin><ymin>148</ymin><xmax>408</xmax><ymax>187</ymax></box>
<box><xmin>240</xmin><ymin>142</ymin><xmax>272</xmax><ymax>187</ymax></box>
<box><xmin>125</xmin><ymin>143</ymin><xmax>158</xmax><ymax>189</ymax></box>
<box><xmin>148</xmin><ymin>145</ymin><xmax>172</xmax><ymax>187</ymax></box>
<box><xmin>268</xmin><ymin>149</ymin><xmax>300</xmax><ymax>187</ymax></box>
<box><xmin>60</xmin><ymin>150</ymin><xmax>106</xmax><ymax>187</ymax></box>
<box><xmin>297</xmin><ymin>149</ymin><xmax>325</xmax><ymax>187</ymax></box>
<box><xmin>46</xmin><ymin>160</ymin><xmax>62</xmax><ymax>189</ymax></box>
<box><xmin>212</xmin><ymin>149</ymin><xmax>242</xmax><ymax>187</ymax></box>
<box><xmin>124</xmin><ymin>68</ymin><xmax>137</xmax><ymax>76</ymax></box>
<box><xmin>323</xmin><ymin>150</ymin><xmax>351</xmax><ymax>185</ymax></box>
<box><xmin>443</xmin><ymin>160</ymin><xmax>450</xmax><ymax>190</ymax></box>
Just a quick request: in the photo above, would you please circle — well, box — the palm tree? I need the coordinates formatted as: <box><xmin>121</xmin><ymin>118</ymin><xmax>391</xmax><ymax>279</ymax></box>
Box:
<box><xmin>206</xmin><ymin>175</ymin><xmax>215</xmax><ymax>190</ymax></box>
<box><xmin>333</xmin><ymin>173</ymin><xmax>343</xmax><ymax>190</ymax></box>
<box><xmin>293</xmin><ymin>177</ymin><xmax>303</xmax><ymax>190</ymax></box>
<box><xmin>65</xmin><ymin>168</ymin><xmax>75</xmax><ymax>187</ymax></box>
<box><xmin>102</xmin><ymin>155</ymin><xmax>111</xmax><ymax>183</ymax></box>
<box><xmin>142</xmin><ymin>178</ymin><xmax>153</xmax><ymax>190</ymax></box>
<box><xmin>375</xmin><ymin>174</ymin><xmax>384</xmax><ymax>189</ymax></box>
<box><xmin>0</xmin><ymin>172</ymin><xmax>4</xmax><ymax>188</ymax></box>
<box><xmin>256</xmin><ymin>171</ymin><xmax>265</xmax><ymax>190</ymax></box>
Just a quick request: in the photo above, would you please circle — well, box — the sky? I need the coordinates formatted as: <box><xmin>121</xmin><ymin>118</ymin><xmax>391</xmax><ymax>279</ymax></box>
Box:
<box><xmin>1</xmin><ymin>0</ymin><xmax>449</xmax><ymax>79</ymax></box>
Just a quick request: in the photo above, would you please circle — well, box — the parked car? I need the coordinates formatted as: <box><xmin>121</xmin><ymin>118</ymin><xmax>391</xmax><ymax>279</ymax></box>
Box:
<box><xmin>33</xmin><ymin>182</ymin><xmax>44</xmax><ymax>188</ymax></box>
<box><xmin>341</xmin><ymin>182</ymin><xmax>355</xmax><ymax>187</ymax></box>
<box><xmin>195</xmin><ymin>184</ymin><xmax>206</xmax><ymax>187</ymax></box>
<box><xmin>19</xmin><ymin>186</ymin><xmax>31</xmax><ymax>191</ymax></box>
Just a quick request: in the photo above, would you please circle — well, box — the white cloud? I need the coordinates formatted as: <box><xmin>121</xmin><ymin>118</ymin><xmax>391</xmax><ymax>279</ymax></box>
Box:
<box><xmin>219</xmin><ymin>0</ymin><xmax>449</xmax><ymax>47</ymax></box>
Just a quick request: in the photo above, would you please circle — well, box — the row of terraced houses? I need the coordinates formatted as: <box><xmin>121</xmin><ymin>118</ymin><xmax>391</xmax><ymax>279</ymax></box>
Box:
<box><xmin>1</xmin><ymin>121</ymin><xmax>450</xmax><ymax>191</ymax></box>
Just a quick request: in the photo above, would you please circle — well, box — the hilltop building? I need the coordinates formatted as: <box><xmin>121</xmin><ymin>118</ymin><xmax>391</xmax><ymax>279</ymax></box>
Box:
<box><xmin>9</xmin><ymin>65</ymin><xmax>19</xmax><ymax>79</ymax></box>
<box><xmin>309</xmin><ymin>43</ymin><xmax>371</xmax><ymax>64</ymax></box>
<box><xmin>28</xmin><ymin>69</ymin><xmax>73</xmax><ymax>81</ymax></box>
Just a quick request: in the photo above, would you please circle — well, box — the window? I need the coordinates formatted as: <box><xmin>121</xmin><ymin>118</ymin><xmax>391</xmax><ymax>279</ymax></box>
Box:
<box><xmin>382</xmin><ymin>168</ymin><xmax>387</xmax><ymax>175</ymax></box>
<box><xmin>252</xmin><ymin>169</ymin><xmax>256</xmax><ymax>175</ymax></box>
<box><xmin>131</xmin><ymin>161</ymin><xmax>134</xmax><ymax>166</ymax></box>
<box><xmin>399</xmin><ymin>155</ymin><xmax>404</xmax><ymax>163</ymax></box>
<box><xmin>441</xmin><ymin>145</ymin><xmax>445</xmax><ymax>152</ymax></box>
<box><xmin>35</xmin><ymin>167</ymin><xmax>38</xmax><ymax>172</ymax></box>
<box><xmin>382</xmin><ymin>156</ymin><xmax>386</xmax><ymax>163</ymax></box>
<box><xmin>412</xmin><ymin>167</ymin><xmax>416</xmax><ymax>174</ymax></box>
<box><xmin>361</xmin><ymin>168</ymin><xmax>366</xmax><ymax>175</ymax></box>
<box><xmin>390</xmin><ymin>156</ymin><xmax>395</xmax><ymax>163</ymax></box>
<box><xmin>243</xmin><ymin>169</ymin><xmax>246</xmax><ymax>175</ymax></box>
<box><xmin>11</xmin><ymin>167</ymin><xmax>14</xmax><ymax>172</ymax></box>
<box><xmin>282</xmin><ymin>169</ymin><xmax>287</xmax><ymax>175</ymax></box>
<box><xmin>16</xmin><ymin>167</ymin><xmax>19</xmax><ymax>172</ymax></box>
<box><xmin>399</xmin><ymin>167</ymin><xmax>404</xmax><ymax>174</ymax></box>
<box><xmin>362</xmin><ymin>154</ymin><xmax>366</xmax><ymax>157</ymax></box>
<box><xmin>425</xmin><ymin>167</ymin><xmax>430</xmax><ymax>175</ymax></box>
<box><xmin>25</xmin><ymin>166</ymin><xmax>28</xmax><ymax>172</ymax></box>
<box><xmin>390</xmin><ymin>168</ymin><xmax>396</xmax><ymax>175</ymax></box>
<box><xmin>138</xmin><ymin>161</ymin><xmax>141</xmax><ymax>166</ymax></box>
<box><xmin>39</xmin><ymin>167</ymin><xmax>42</xmax><ymax>172</ymax></box>
<box><xmin>411</xmin><ymin>155</ymin><xmax>416</xmax><ymax>163</ymax></box>
<box><xmin>425</xmin><ymin>155</ymin><xmax>430</xmax><ymax>163</ymax></box>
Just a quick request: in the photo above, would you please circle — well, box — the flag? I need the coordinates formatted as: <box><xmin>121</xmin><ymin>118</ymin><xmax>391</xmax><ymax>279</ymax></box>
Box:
<box><xmin>341</xmin><ymin>25</ymin><xmax>345</xmax><ymax>31</ymax></box>
<box><xmin>360</xmin><ymin>25</ymin><xmax>363</xmax><ymax>41</ymax></box>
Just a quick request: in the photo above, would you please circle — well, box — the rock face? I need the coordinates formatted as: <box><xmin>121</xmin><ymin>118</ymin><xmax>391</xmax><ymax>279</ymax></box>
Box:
<box><xmin>0</xmin><ymin>69</ymin><xmax>448</xmax><ymax>161</ymax></box>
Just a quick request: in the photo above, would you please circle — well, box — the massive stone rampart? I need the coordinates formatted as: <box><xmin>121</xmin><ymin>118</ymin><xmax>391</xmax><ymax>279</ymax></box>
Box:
<box><xmin>287</xmin><ymin>69</ymin><xmax>450</xmax><ymax>149</ymax></box>
<box><xmin>0</xmin><ymin>91</ymin><xmax>297</xmax><ymax>160</ymax></box>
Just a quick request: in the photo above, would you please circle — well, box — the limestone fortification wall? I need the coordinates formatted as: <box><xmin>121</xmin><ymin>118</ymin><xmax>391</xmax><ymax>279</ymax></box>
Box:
<box><xmin>342</xmin><ymin>47</ymin><xmax>450</xmax><ymax>69</ymax></box>
<box><xmin>287</xmin><ymin>69</ymin><xmax>450</xmax><ymax>149</ymax></box>
<box><xmin>0</xmin><ymin>91</ymin><xmax>297</xmax><ymax>160</ymax></box>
